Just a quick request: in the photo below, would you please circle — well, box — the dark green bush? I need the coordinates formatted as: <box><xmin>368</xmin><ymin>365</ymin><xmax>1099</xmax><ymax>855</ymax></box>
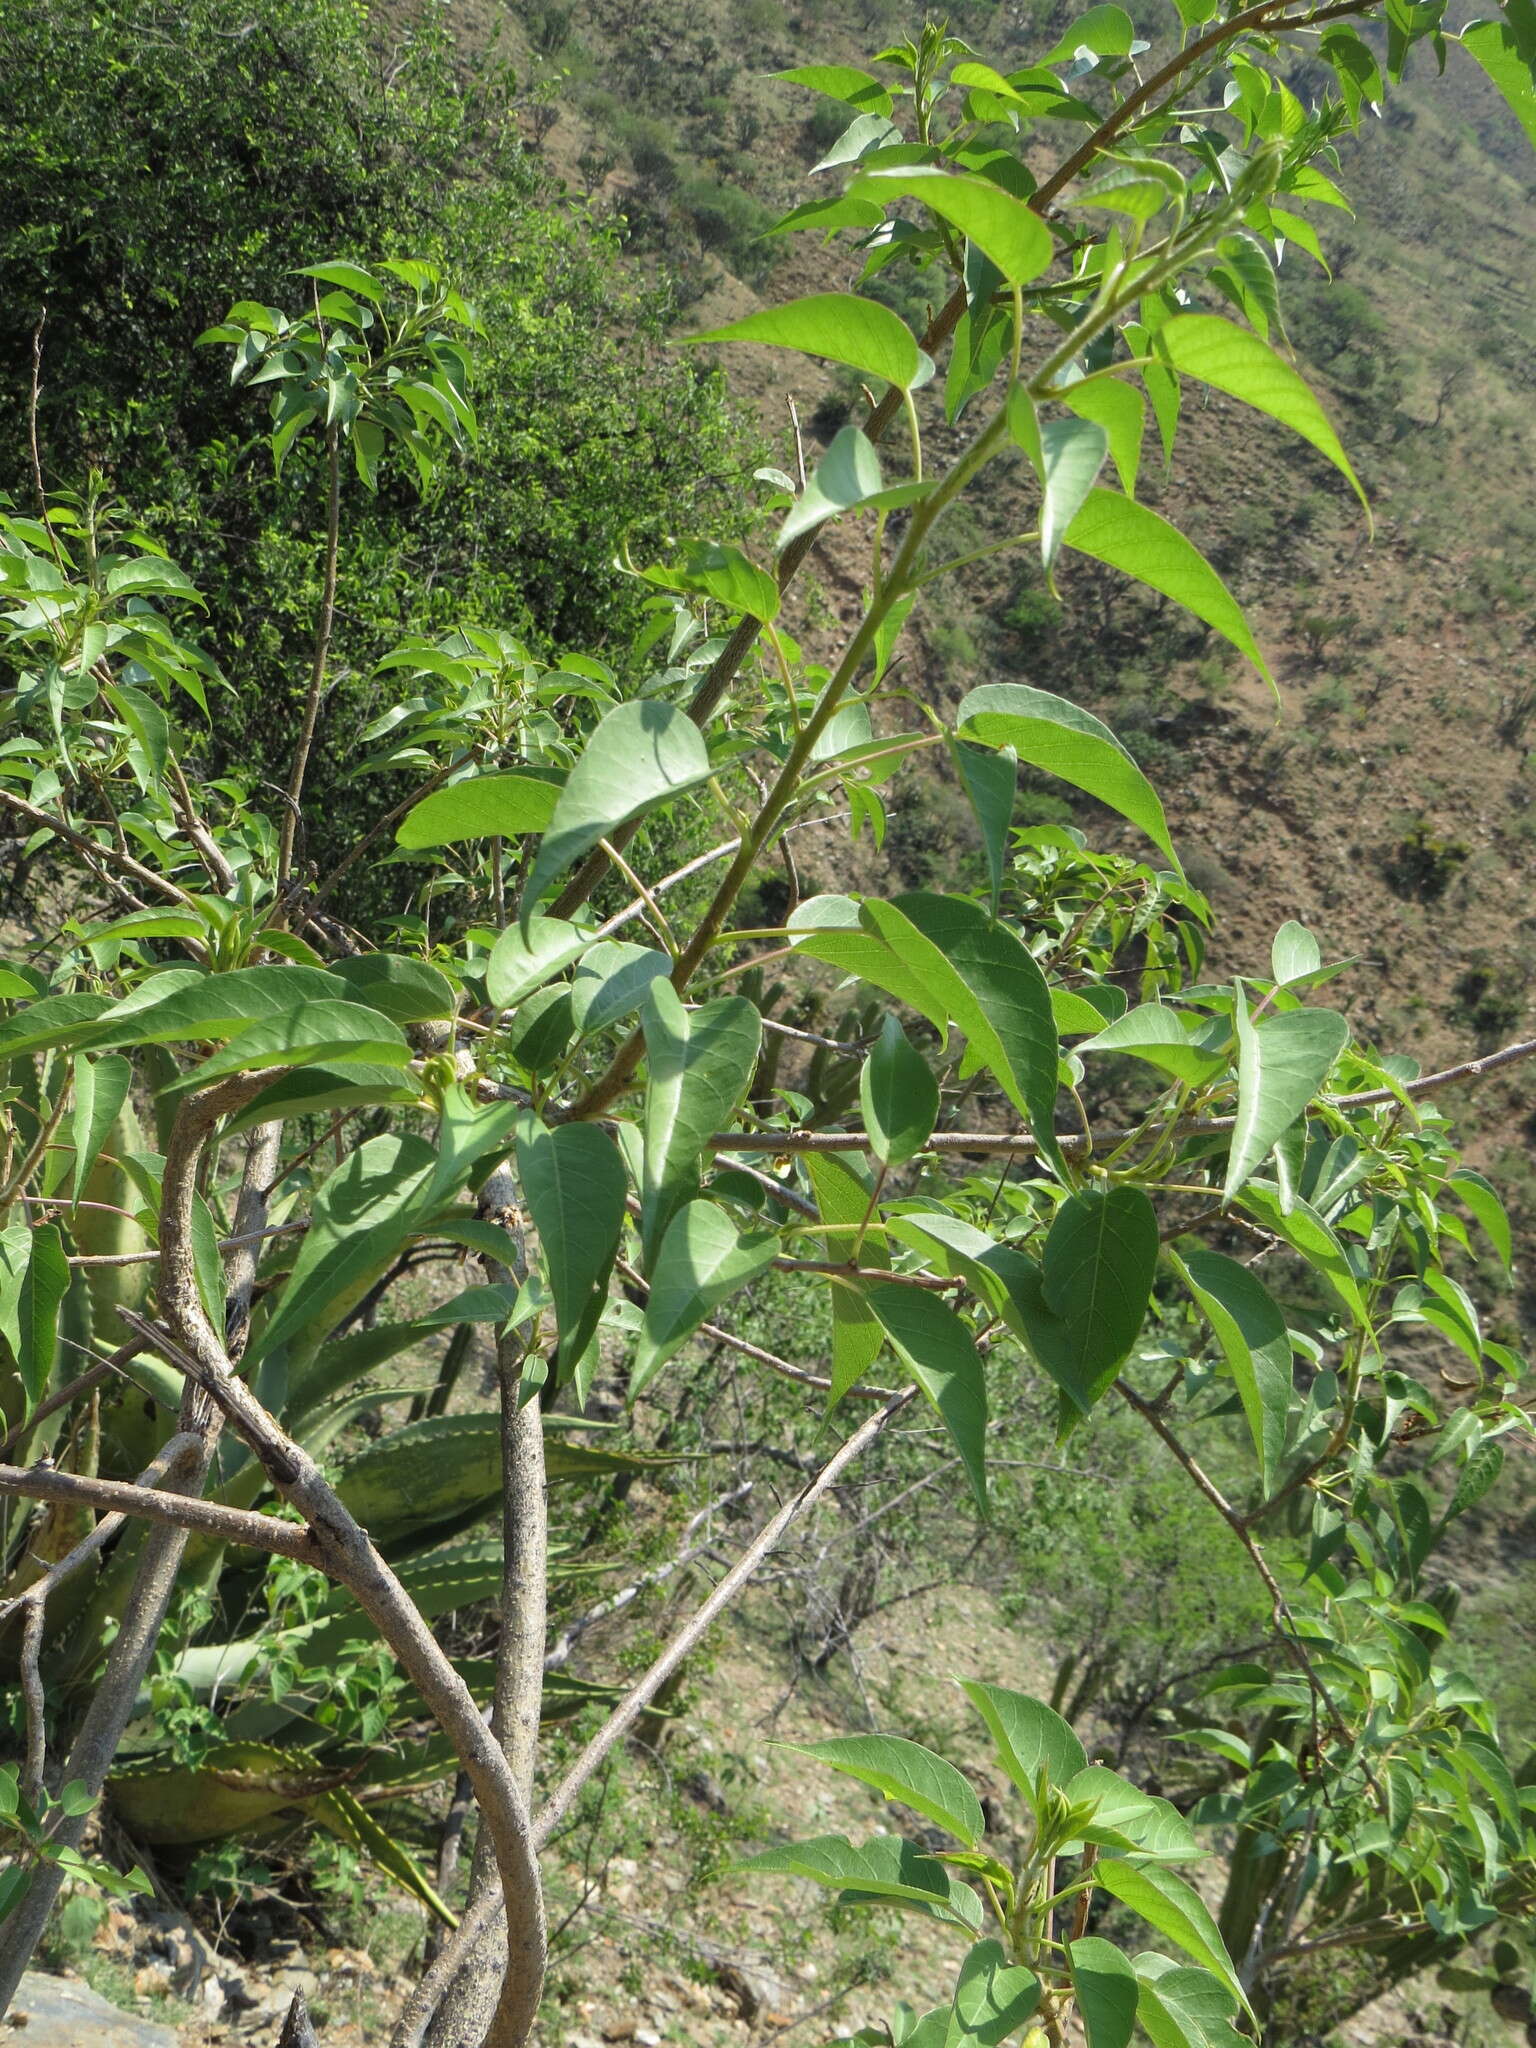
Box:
<box><xmin>0</xmin><ymin>0</ymin><xmax>753</xmax><ymax>905</ymax></box>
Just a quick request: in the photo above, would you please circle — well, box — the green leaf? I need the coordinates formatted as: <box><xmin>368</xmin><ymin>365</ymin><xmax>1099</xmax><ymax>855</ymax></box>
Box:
<box><xmin>1237</xmin><ymin>1184</ymin><xmax>1366</xmax><ymax>1324</ymax></box>
<box><xmin>330</xmin><ymin>954</ymin><xmax>457</xmax><ymax>1025</ymax></box>
<box><xmin>779</xmin><ymin>428</ymin><xmax>933</xmax><ymax>548</ymax></box>
<box><xmin>789</xmin><ymin>1735</ymin><xmax>985</xmax><ymax>1846</ymax></box>
<box><xmin>1060</xmin><ymin>377</ymin><xmax>1145</xmax><ymax>497</ymax></box>
<box><xmin>1070</xmin><ymin>158</ymin><xmax>1184</xmax><ymax>221</ymax></box>
<box><xmin>885</xmin><ymin>1213</ymin><xmax>1038</xmax><ymax>1354</ymax></box>
<box><xmin>93</xmin><ymin>966</ymin><xmax>347</xmax><ymax>1053</ymax></box>
<box><xmin>1450</xmin><ymin>1169</ymin><xmax>1513</xmax><ymax>1274</ymax></box>
<box><xmin>1224</xmin><ymin>998</ymin><xmax>1350</xmax><ymax>1202</ymax></box>
<box><xmin>951</xmin><ymin>741</ymin><xmax>1016</xmax><ymax>919</ymax></box>
<box><xmin>0</xmin><ymin>1223</ymin><xmax>69</xmax><ymax>1411</ymax></box>
<box><xmin>250</xmin><ymin>1134</ymin><xmax>438</xmax><ymax>1366</ymax></box>
<box><xmin>811</xmin><ymin>109</ymin><xmax>905</xmax><ymax>173</ymax></box>
<box><xmin>1461</xmin><ymin>7</ymin><xmax>1536</xmax><ymax>149</ymax></box>
<box><xmin>69</xmin><ymin>1053</ymin><xmax>132</xmax><ymax>1206</ymax></box>
<box><xmin>225</xmin><ymin>1063</ymin><xmax>418</xmax><ymax>1135</ymax></box>
<box><xmin>862</xmin><ymin>894</ymin><xmax>1063</xmax><ymax>1177</ymax></box>
<box><xmin>1054</xmin><ymin>988</ymin><xmax>1122</xmax><ymax>1036</ymax></box>
<box><xmin>959</xmin><ymin>1681</ymin><xmax>1086</xmax><ymax>1798</ymax></box>
<box><xmin>781</xmin><ymin>427</ymin><xmax>879</xmax><ymax>546</ymax></box>
<box><xmin>488</xmin><ymin>917</ymin><xmax>595</xmax><ymax>1011</ymax></box>
<box><xmin>1455</xmin><ymin>1729</ymin><xmax>1520</xmax><ymax>1832</ymax></box>
<box><xmin>641</xmin><ymin>541</ymin><xmax>780</xmax><ymax>623</ymax></box>
<box><xmin>154</xmin><ymin>1001</ymin><xmax>410</xmax><ymax>1098</ymax></box>
<box><xmin>949</xmin><ymin>1939</ymin><xmax>1041</xmax><ymax>2045</ymax></box>
<box><xmin>807</xmin><ymin>1153</ymin><xmax>889</xmax><ymax>1403</ymax></box>
<box><xmin>1036</xmin><ymin>1186</ymin><xmax>1159</xmax><ymax>1414</ymax></box>
<box><xmin>787</xmin><ymin>897</ymin><xmax>951</xmax><ymax>1041</ymax></box>
<box><xmin>1094</xmin><ymin>1864</ymin><xmax>1246</xmax><ymax>2011</ymax></box>
<box><xmin>1039</xmin><ymin>418</ymin><xmax>1109</xmax><ymax>571</ymax></box>
<box><xmin>776</xmin><ymin>64</ymin><xmax>895</xmax><ymax>115</ymax></box>
<box><xmin>1046</xmin><ymin>5</ymin><xmax>1137</xmax><ymax>59</ymax></box>
<box><xmin>521</xmin><ymin>701</ymin><xmax>714</xmax><ymax>916</ymax></box>
<box><xmin>1132</xmin><ymin>1957</ymin><xmax>1248</xmax><ymax>2048</ymax></box>
<box><xmin>1270</xmin><ymin>920</ymin><xmax>1321</xmax><ymax>985</ymax></box>
<box><xmin>505</xmin><ymin>988</ymin><xmax>573</xmax><ymax>1075</ymax></box>
<box><xmin>956</xmin><ymin>683</ymin><xmax>1178</xmax><ymax>869</ymax></box>
<box><xmin>1076</xmin><ymin>1005</ymin><xmax>1224</xmax><ymax>1085</ymax></box>
<box><xmin>570</xmin><ymin>943</ymin><xmax>672</xmax><ymax>1038</ymax></box>
<box><xmin>1174</xmin><ymin>1249</ymin><xmax>1292</xmax><ymax>1491</ymax></box>
<box><xmin>424</xmin><ymin>1089</ymin><xmax>528</xmax><ymax>1212</ymax></box>
<box><xmin>865</xmin><ymin>1283</ymin><xmax>989</xmax><ymax>1510</ymax></box>
<box><xmin>735</xmin><ymin>1834</ymin><xmax>980</xmax><ymax>1929</ymax></box>
<box><xmin>1064</xmin><ymin>1766</ymin><xmax>1200</xmax><ymax>1858</ymax></box>
<box><xmin>106</xmin><ymin>683</ymin><xmax>170</xmax><ymax>781</ymax></box>
<box><xmin>1448</xmin><ymin>1439</ymin><xmax>1504</xmax><ymax>1520</ymax></box>
<box><xmin>296</xmin><ymin>260</ymin><xmax>385</xmax><ymax>301</ymax></box>
<box><xmin>396</xmin><ymin>771</ymin><xmax>562</xmax><ymax>849</ymax></box>
<box><xmin>103</xmin><ymin>556</ymin><xmax>202</xmax><ymax>602</ymax></box>
<box><xmin>951</xmin><ymin>60</ymin><xmax>1099</xmax><ymax>120</ymax></box>
<box><xmin>640</xmin><ymin>981</ymin><xmax>761</xmax><ymax>1271</ymax></box>
<box><xmin>848</xmin><ymin>168</ymin><xmax>1056</xmax><ymax>286</ymax></box>
<box><xmin>1064</xmin><ymin>490</ymin><xmax>1269</xmax><ymax>680</ymax></box>
<box><xmin>768</xmin><ymin>193</ymin><xmax>888</xmax><ymax>240</ymax></box>
<box><xmin>632</xmin><ymin>1200</ymin><xmax>778</xmax><ymax>1393</ymax></box>
<box><xmin>1069</xmin><ymin>1938</ymin><xmax>1138</xmax><ymax>2048</ymax></box>
<box><xmin>861</xmin><ymin>1017</ymin><xmax>939</xmax><ymax>1167</ymax></box>
<box><xmin>1155</xmin><ymin>315</ymin><xmax>1367</xmax><ymax>512</ymax></box>
<box><xmin>811</xmin><ymin>704</ymin><xmax>875</xmax><ymax>763</ymax></box>
<box><xmin>0</xmin><ymin>992</ymin><xmax>116</xmax><ymax>1065</ymax></box>
<box><xmin>516</xmin><ymin>1120</ymin><xmax>628</xmax><ymax>1377</ymax></box>
<box><xmin>85</xmin><ymin>912</ymin><xmax>208</xmax><ymax>947</ymax></box>
<box><xmin>687</xmin><ymin>292</ymin><xmax>928</xmax><ymax>392</ymax></box>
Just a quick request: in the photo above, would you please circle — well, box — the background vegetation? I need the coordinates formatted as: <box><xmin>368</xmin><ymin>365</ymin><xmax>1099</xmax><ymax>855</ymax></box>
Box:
<box><xmin>0</xmin><ymin>1</ymin><xmax>1534</xmax><ymax>2045</ymax></box>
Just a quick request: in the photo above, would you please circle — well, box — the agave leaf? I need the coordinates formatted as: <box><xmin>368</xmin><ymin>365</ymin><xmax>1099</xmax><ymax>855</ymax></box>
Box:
<box><xmin>106</xmin><ymin>1740</ymin><xmax>455</xmax><ymax>1924</ymax></box>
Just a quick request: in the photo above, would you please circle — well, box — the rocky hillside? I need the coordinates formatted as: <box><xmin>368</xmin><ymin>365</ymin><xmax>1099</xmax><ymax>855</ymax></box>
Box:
<box><xmin>487</xmin><ymin>0</ymin><xmax>1536</xmax><ymax>1261</ymax></box>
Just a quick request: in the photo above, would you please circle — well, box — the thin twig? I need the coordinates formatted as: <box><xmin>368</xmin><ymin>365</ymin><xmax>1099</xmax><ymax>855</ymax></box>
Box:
<box><xmin>0</xmin><ymin>787</ymin><xmax>196</xmax><ymax>907</ymax></box>
<box><xmin>1115</xmin><ymin>1379</ymin><xmax>1351</xmax><ymax>1747</ymax></box>
<box><xmin>587</xmin><ymin>835</ymin><xmax>744</xmax><ymax>944</ymax></box>
<box><xmin>695</xmin><ymin>1029</ymin><xmax>1536</xmax><ymax>1158</ymax></box>
<box><xmin>27</xmin><ymin>312</ymin><xmax>66</xmax><ymax>580</ymax></box>
<box><xmin>614</xmin><ymin>1262</ymin><xmax>898</xmax><ymax>1401</ymax></box>
<box><xmin>0</xmin><ymin>1088</ymin><xmax>70</xmax><ymax>1212</ymax></box>
<box><xmin>0</xmin><ymin>1344</ymin><xmax>145</xmax><ymax>1460</ymax></box>
<box><xmin>391</xmin><ymin>1388</ymin><xmax>916</xmax><ymax>2048</ymax></box>
<box><xmin>120</xmin><ymin>1292</ymin><xmax>550</xmax><ymax>2048</ymax></box>
<box><xmin>307</xmin><ymin>756</ymin><xmax>463</xmax><ymax>917</ymax></box>
<box><xmin>759</xmin><ymin>1016</ymin><xmax>872</xmax><ymax>1057</ymax></box>
<box><xmin>63</xmin><ymin>1217</ymin><xmax>308</xmax><ymax>1271</ymax></box>
<box><xmin>0</xmin><ymin>1431</ymin><xmax>203</xmax><ymax>1638</ymax></box>
<box><xmin>0</xmin><ymin>1457</ymin><xmax>320</xmax><ymax>1561</ymax></box>
<box><xmin>542</xmin><ymin>1483</ymin><xmax>752</xmax><ymax>1671</ymax></box>
<box><xmin>710</xmin><ymin>1159</ymin><xmax>820</xmax><ymax>1220</ymax></box>
<box><xmin>19</xmin><ymin>1604</ymin><xmax>45</xmax><ymax>1807</ymax></box>
<box><xmin>277</xmin><ymin>424</ymin><xmax>342</xmax><ymax>888</ymax></box>
<box><xmin>167</xmin><ymin>754</ymin><xmax>236</xmax><ymax>892</ymax></box>
<box><xmin>539</xmin><ymin>1386</ymin><xmax>913</xmax><ymax>1833</ymax></box>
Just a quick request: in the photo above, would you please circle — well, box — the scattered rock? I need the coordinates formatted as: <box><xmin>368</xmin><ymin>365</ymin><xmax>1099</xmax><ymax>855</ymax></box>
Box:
<box><xmin>712</xmin><ymin>1964</ymin><xmax>762</xmax><ymax>2023</ymax></box>
<box><xmin>2</xmin><ymin>1971</ymin><xmax>180</xmax><ymax>2047</ymax></box>
<box><xmin>682</xmin><ymin>1770</ymin><xmax>729</xmax><ymax>1816</ymax></box>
